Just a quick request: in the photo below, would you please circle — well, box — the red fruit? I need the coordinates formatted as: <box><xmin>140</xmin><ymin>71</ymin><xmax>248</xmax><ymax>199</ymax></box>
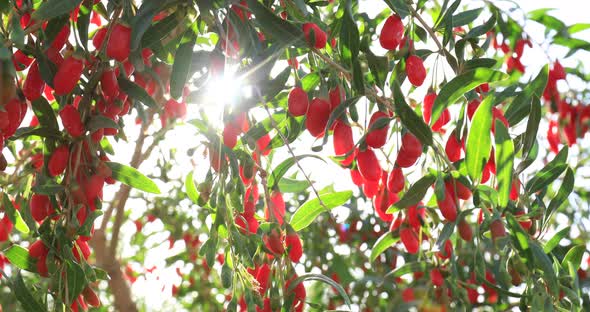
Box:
<box><xmin>406</xmin><ymin>55</ymin><xmax>426</xmax><ymax>87</ymax></box>
<box><xmin>402</xmin><ymin>288</ymin><xmax>415</xmax><ymax>303</ymax></box>
<box><xmin>445</xmin><ymin>132</ymin><xmax>462</xmax><ymax>162</ymax></box>
<box><xmin>445</xmin><ymin>179</ymin><xmax>471</xmax><ymax>200</ymax></box>
<box><xmin>431</xmin><ymin>268</ymin><xmax>444</xmax><ymax>287</ymax></box>
<box><xmin>48</xmin><ymin>145</ymin><xmax>69</xmax><ymax>176</ymax></box>
<box><xmin>59</xmin><ymin>105</ymin><xmax>85</xmax><ymax>137</ymax></box>
<box><xmin>437</xmin><ymin>190</ymin><xmax>458</xmax><ymax>222</ymax></box>
<box><xmin>490</xmin><ymin>219</ymin><xmax>506</xmax><ymax>241</ymax></box>
<box><xmin>2</xmin><ymin>98</ymin><xmax>25</xmax><ymax>137</ymax></box>
<box><xmin>84</xmin><ymin>174</ymin><xmax>105</xmax><ymax>205</ymax></box>
<box><xmin>54</xmin><ymin>55</ymin><xmax>85</xmax><ymax>95</ymax></box>
<box><xmin>387</xmin><ymin>167</ymin><xmax>404</xmax><ymax>193</ymax></box>
<box><xmin>29</xmin><ymin>240</ymin><xmax>49</xmax><ymax>258</ymax></box>
<box><xmin>328</xmin><ymin>86</ymin><xmax>345</xmax><ymax>111</ymax></box>
<box><xmin>222</xmin><ymin>124</ymin><xmax>239</xmax><ymax>149</ymax></box>
<box><xmin>400</xmin><ymin>227</ymin><xmax>419</xmax><ymax>254</ymax></box>
<box><xmin>101</xmin><ymin>68</ymin><xmax>120</xmax><ymax>98</ymax></box>
<box><xmin>13</xmin><ymin>50</ymin><xmax>33</xmax><ymax>71</ymax></box>
<box><xmin>30</xmin><ymin>194</ymin><xmax>53</xmax><ymax>222</ymax></box>
<box><xmin>93</xmin><ymin>27</ymin><xmax>107</xmax><ymax>50</ymax></box>
<box><xmin>422</xmin><ymin>92</ymin><xmax>450</xmax><ymax>131</ymax></box>
<box><xmin>357</xmin><ymin>148</ymin><xmax>381</xmax><ymax>181</ymax></box>
<box><xmin>107</xmin><ymin>23</ymin><xmax>132</xmax><ymax>61</ymax></box>
<box><xmin>379</xmin><ymin>15</ymin><xmax>404</xmax><ymax>50</ymax></box>
<box><xmin>333</xmin><ymin>121</ymin><xmax>354</xmax><ymax>156</ymax></box>
<box><xmin>0</xmin><ymin>215</ymin><xmax>13</xmax><ymax>242</ymax></box>
<box><xmin>302</xmin><ymin>23</ymin><xmax>327</xmax><ymax>49</ymax></box>
<box><xmin>366</xmin><ymin>111</ymin><xmax>390</xmax><ymax>148</ymax></box>
<box><xmin>285</xmin><ymin>233</ymin><xmax>303</xmax><ymax>263</ymax></box>
<box><xmin>265</xmin><ymin>228</ymin><xmax>284</xmax><ymax>255</ymax></box>
<box><xmin>437</xmin><ymin>240</ymin><xmax>453</xmax><ymax>259</ymax></box>
<box><xmin>51</xmin><ymin>25</ymin><xmax>70</xmax><ymax>51</ymax></box>
<box><xmin>256</xmin><ymin>264</ymin><xmax>271</xmax><ymax>295</ymax></box>
<box><xmin>458</xmin><ymin>219</ymin><xmax>473</xmax><ymax>241</ymax></box>
<box><xmin>406</xmin><ymin>204</ymin><xmax>424</xmax><ymax>230</ymax></box>
<box><xmin>515</xmin><ymin>211</ymin><xmax>532</xmax><ymax>230</ymax></box>
<box><xmin>305</xmin><ymin>98</ymin><xmax>331</xmax><ymax>137</ymax></box>
<box><xmin>510</xmin><ymin>179</ymin><xmax>520</xmax><ymax>201</ymax></box>
<box><xmin>36</xmin><ymin>254</ymin><xmax>49</xmax><ymax>277</ymax></box>
<box><xmin>23</xmin><ymin>61</ymin><xmax>45</xmax><ymax>101</ymax></box>
<box><xmin>350</xmin><ymin>169</ymin><xmax>364</xmax><ymax>186</ymax></box>
<box><xmin>81</xmin><ymin>286</ymin><xmax>100</xmax><ymax>307</ymax></box>
<box><xmin>362</xmin><ymin>179</ymin><xmax>379</xmax><ymax>198</ymax></box>
<box><xmin>266</xmin><ymin>191</ymin><xmax>286</xmax><ymax>225</ymax></box>
<box><xmin>288</xmin><ymin>87</ymin><xmax>309</xmax><ymax>116</ymax></box>
<box><xmin>256</xmin><ymin>134</ymin><xmax>272</xmax><ymax>156</ymax></box>
<box><xmin>396</xmin><ymin>133</ymin><xmax>422</xmax><ymax>168</ymax></box>
<box><xmin>73</xmin><ymin>238</ymin><xmax>91</xmax><ymax>262</ymax></box>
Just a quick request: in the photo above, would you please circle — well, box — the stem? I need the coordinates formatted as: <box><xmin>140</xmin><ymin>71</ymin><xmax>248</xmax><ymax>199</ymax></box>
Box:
<box><xmin>407</xmin><ymin>4</ymin><xmax>445</xmax><ymax>54</ymax></box>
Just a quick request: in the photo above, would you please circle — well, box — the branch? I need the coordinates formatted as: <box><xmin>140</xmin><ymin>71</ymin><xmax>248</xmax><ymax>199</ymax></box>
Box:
<box><xmin>407</xmin><ymin>5</ymin><xmax>444</xmax><ymax>54</ymax></box>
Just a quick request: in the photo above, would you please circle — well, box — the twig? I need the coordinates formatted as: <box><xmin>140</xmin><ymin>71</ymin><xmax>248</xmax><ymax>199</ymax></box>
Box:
<box><xmin>407</xmin><ymin>5</ymin><xmax>445</xmax><ymax>54</ymax></box>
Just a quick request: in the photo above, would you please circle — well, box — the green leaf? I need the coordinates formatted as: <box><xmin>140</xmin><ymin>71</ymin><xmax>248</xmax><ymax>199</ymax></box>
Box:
<box><xmin>141</xmin><ymin>12</ymin><xmax>182</xmax><ymax>49</ymax></box>
<box><xmin>76</xmin><ymin>2</ymin><xmax>91</xmax><ymax>51</ymax></box>
<box><xmin>278</xmin><ymin>178</ymin><xmax>310</xmax><ymax>193</ymax></box>
<box><xmin>530</xmin><ymin>241</ymin><xmax>558</xmax><ymax>296</ymax></box>
<box><xmin>65</xmin><ymin>261</ymin><xmax>86</xmax><ymax>304</ymax></box>
<box><xmin>528</xmin><ymin>9</ymin><xmax>566</xmax><ymax>31</ymax></box>
<box><xmin>185</xmin><ymin>171</ymin><xmax>199</xmax><ymax>205</ymax></box>
<box><xmin>466</xmin><ymin>95</ymin><xmax>493</xmax><ymax>183</ymax></box>
<box><xmin>2</xmin><ymin>193</ymin><xmax>29</xmax><ymax>234</ymax></box>
<box><xmin>370</xmin><ymin>232</ymin><xmax>399</xmax><ymax>262</ymax></box>
<box><xmin>13</xmin><ymin>271</ymin><xmax>47</xmax><ymax>312</ymax></box>
<box><xmin>386</xmin><ymin>262</ymin><xmax>428</xmax><ymax>279</ymax></box>
<box><xmin>452</xmin><ymin>8</ymin><xmax>483</xmax><ymax>27</ymax></box>
<box><xmin>291</xmin><ymin>191</ymin><xmax>353</xmax><ymax>231</ymax></box>
<box><xmin>267</xmin><ymin>155</ymin><xmax>325</xmax><ymax>191</ymax></box>
<box><xmin>494</xmin><ymin>121</ymin><xmax>513</xmax><ymax>208</ymax></box>
<box><xmin>4</xmin><ymin>245</ymin><xmax>36</xmax><ymax>272</ymax></box>
<box><xmin>432</xmin><ymin>69</ymin><xmax>508</xmax><ymax>125</ymax></box>
<box><xmin>118</xmin><ymin>77</ymin><xmax>158</xmax><ymax>108</ymax></box>
<box><xmin>221</xmin><ymin>263</ymin><xmax>233</xmax><ymax>288</ymax></box>
<box><xmin>543</xmin><ymin>226</ymin><xmax>570</xmax><ymax>253</ymax></box>
<box><xmin>464</xmin><ymin>14</ymin><xmax>496</xmax><ymax>39</ymax></box>
<box><xmin>525</xmin><ymin>147</ymin><xmax>568</xmax><ymax>193</ymax></box>
<box><xmin>287</xmin><ymin>273</ymin><xmax>351</xmax><ymax>309</ymax></box>
<box><xmin>392</xmin><ymin>81</ymin><xmax>433</xmax><ymax>146</ymax></box>
<box><xmin>505</xmin><ymin>65</ymin><xmax>549</xmax><ymax>126</ymax></box>
<box><xmin>32</xmin><ymin>97</ymin><xmax>59</xmax><ymax>130</ymax></box>
<box><xmin>463</xmin><ymin>58</ymin><xmax>497</xmax><ymax>71</ymax></box>
<box><xmin>301</xmin><ymin>73</ymin><xmax>320</xmax><ymax>92</ymax></box>
<box><xmin>245</xmin><ymin>0</ymin><xmax>304</xmax><ymax>48</ymax></box>
<box><xmin>521</xmin><ymin>96</ymin><xmax>541</xmax><ymax>160</ymax></box>
<box><xmin>340</xmin><ymin>2</ymin><xmax>360</xmax><ymax>64</ymax></box>
<box><xmin>86</xmin><ymin>115</ymin><xmax>120</xmax><ymax>133</ymax></box>
<box><xmin>31</xmin><ymin>0</ymin><xmax>82</xmax><ymax>21</ymax></box>
<box><xmin>170</xmin><ymin>29</ymin><xmax>197</xmax><ymax>99</ymax></box>
<box><xmin>131</xmin><ymin>0</ymin><xmax>176</xmax><ymax>51</ymax></box>
<box><xmin>387</xmin><ymin>175</ymin><xmax>436</xmax><ymax>213</ymax></box>
<box><xmin>318</xmin><ymin>96</ymin><xmax>361</xmax><ymax>148</ymax></box>
<box><xmin>505</xmin><ymin>214</ymin><xmax>531</xmax><ymax>261</ymax></box>
<box><xmin>545</xmin><ymin>167</ymin><xmax>574</xmax><ymax>223</ymax></box>
<box><xmin>562</xmin><ymin>245</ymin><xmax>585</xmax><ymax>271</ymax></box>
<box><xmin>568</xmin><ymin>23</ymin><xmax>590</xmax><ymax>34</ymax></box>
<box><xmin>105</xmin><ymin>162</ymin><xmax>161</xmax><ymax>194</ymax></box>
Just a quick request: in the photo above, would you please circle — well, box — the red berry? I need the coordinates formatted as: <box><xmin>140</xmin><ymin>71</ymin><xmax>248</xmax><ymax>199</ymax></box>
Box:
<box><xmin>333</xmin><ymin>121</ymin><xmax>354</xmax><ymax>157</ymax></box>
<box><xmin>30</xmin><ymin>194</ymin><xmax>53</xmax><ymax>222</ymax></box>
<box><xmin>59</xmin><ymin>105</ymin><xmax>85</xmax><ymax>137</ymax></box>
<box><xmin>396</xmin><ymin>132</ymin><xmax>422</xmax><ymax>168</ymax></box>
<box><xmin>305</xmin><ymin>98</ymin><xmax>331</xmax><ymax>137</ymax></box>
<box><xmin>84</xmin><ymin>174</ymin><xmax>105</xmax><ymax>204</ymax></box>
<box><xmin>445</xmin><ymin>131</ymin><xmax>462</xmax><ymax>162</ymax></box>
<box><xmin>256</xmin><ymin>263</ymin><xmax>271</xmax><ymax>295</ymax></box>
<box><xmin>72</xmin><ymin>238</ymin><xmax>91</xmax><ymax>262</ymax></box>
<box><xmin>288</xmin><ymin>87</ymin><xmax>309</xmax><ymax>116</ymax></box>
<box><xmin>379</xmin><ymin>15</ymin><xmax>404</xmax><ymax>50</ymax></box>
<box><xmin>285</xmin><ymin>233</ymin><xmax>303</xmax><ymax>263</ymax></box>
<box><xmin>387</xmin><ymin>167</ymin><xmax>404</xmax><ymax>193</ymax></box>
<box><xmin>490</xmin><ymin>219</ymin><xmax>506</xmax><ymax>241</ymax></box>
<box><xmin>402</xmin><ymin>288</ymin><xmax>415</xmax><ymax>303</ymax></box>
<box><xmin>256</xmin><ymin>133</ymin><xmax>272</xmax><ymax>156</ymax></box>
<box><xmin>431</xmin><ymin>268</ymin><xmax>444</xmax><ymax>287</ymax></box>
<box><xmin>366</xmin><ymin>111</ymin><xmax>390</xmax><ymax>148</ymax></box>
<box><xmin>328</xmin><ymin>85</ymin><xmax>345</xmax><ymax>111</ymax></box>
<box><xmin>223</xmin><ymin>124</ymin><xmax>239</xmax><ymax>149</ymax></box>
<box><xmin>406</xmin><ymin>55</ymin><xmax>426</xmax><ymax>87</ymax></box>
<box><xmin>266</xmin><ymin>191</ymin><xmax>286</xmax><ymax>225</ymax></box>
<box><xmin>445</xmin><ymin>179</ymin><xmax>471</xmax><ymax>200</ymax></box>
<box><xmin>12</xmin><ymin>50</ymin><xmax>33</xmax><ymax>71</ymax></box>
<box><xmin>107</xmin><ymin>23</ymin><xmax>132</xmax><ymax>61</ymax></box>
<box><xmin>400</xmin><ymin>227</ymin><xmax>419</xmax><ymax>254</ymax></box>
<box><xmin>350</xmin><ymin>168</ymin><xmax>363</xmax><ymax>186</ymax></box>
<box><xmin>100</xmin><ymin>68</ymin><xmax>120</xmax><ymax>98</ymax></box>
<box><xmin>510</xmin><ymin>179</ymin><xmax>520</xmax><ymax>201</ymax></box>
<box><xmin>54</xmin><ymin>55</ymin><xmax>85</xmax><ymax>95</ymax></box>
<box><xmin>29</xmin><ymin>240</ymin><xmax>49</xmax><ymax>258</ymax></box>
<box><xmin>36</xmin><ymin>254</ymin><xmax>49</xmax><ymax>277</ymax></box>
<box><xmin>23</xmin><ymin>61</ymin><xmax>45</xmax><ymax>101</ymax></box>
<box><xmin>357</xmin><ymin>148</ymin><xmax>381</xmax><ymax>181</ymax></box>
<box><xmin>437</xmin><ymin>190</ymin><xmax>458</xmax><ymax>222</ymax></box>
<box><xmin>48</xmin><ymin>145</ymin><xmax>69</xmax><ymax>177</ymax></box>
<box><xmin>50</xmin><ymin>24</ymin><xmax>70</xmax><ymax>51</ymax></box>
<box><xmin>302</xmin><ymin>23</ymin><xmax>327</xmax><ymax>49</ymax></box>
<box><xmin>82</xmin><ymin>287</ymin><xmax>101</xmax><ymax>307</ymax></box>
<box><xmin>458</xmin><ymin>219</ymin><xmax>473</xmax><ymax>241</ymax></box>
<box><xmin>265</xmin><ymin>228</ymin><xmax>284</xmax><ymax>255</ymax></box>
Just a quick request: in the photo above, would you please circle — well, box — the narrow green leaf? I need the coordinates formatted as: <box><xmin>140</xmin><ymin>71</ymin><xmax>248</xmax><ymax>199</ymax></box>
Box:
<box><xmin>287</xmin><ymin>273</ymin><xmax>351</xmax><ymax>308</ymax></box>
<box><xmin>131</xmin><ymin>0</ymin><xmax>176</xmax><ymax>51</ymax></box>
<box><xmin>318</xmin><ymin>96</ymin><xmax>361</xmax><ymax>148</ymax></box>
<box><xmin>141</xmin><ymin>12</ymin><xmax>182</xmax><ymax>49</ymax></box>
<box><xmin>118</xmin><ymin>77</ymin><xmax>158</xmax><ymax>108</ymax></box>
<box><xmin>170</xmin><ymin>29</ymin><xmax>197</xmax><ymax>99</ymax></box>
<box><xmin>76</xmin><ymin>2</ymin><xmax>91</xmax><ymax>51</ymax></box>
<box><xmin>386</xmin><ymin>262</ymin><xmax>428</xmax><ymax>279</ymax></box>
<box><xmin>432</xmin><ymin>69</ymin><xmax>508</xmax><ymax>125</ymax></box>
<box><xmin>543</xmin><ymin>226</ymin><xmax>570</xmax><ymax>253</ymax></box>
<box><xmin>463</xmin><ymin>58</ymin><xmax>497</xmax><ymax>71</ymax></box>
<box><xmin>31</xmin><ymin>0</ymin><xmax>82</xmax><ymax>21</ymax></box>
<box><xmin>105</xmin><ymin>162</ymin><xmax>161</xmax><ymax>194</ymax></box>
<box><xmin>291</xmin><ymin>191</ymin><xmax>353</xmax><ymax>231</ymax></box>
<box><xmin>86</xmin><ymin>115</ymin><xmax>120</xmax><ymax>133</ymax></box>
<box><xmin>301</xmin><ymin>73</ymin><xmax>320</xmax><ymax>92</ymax></box>
<box><xmin>530</xmin><ymin>241</ymin><xmax>558</xmax><ymax>295</ymax></box>
<box><xmin>370</xmin><ymin>233</ymin><xmax>399</xmax><ymax>262</ymax></box>
<box><xmin>562</xmin><ymin>245</ymin><xmax>585</xmax><ymax>271</ymax></box>
<box><xmin>13</xmin><ymin>271</ymin><xmax>48</xmax><ymax>312</ymax></box>
<box><xmin>185</xmin><ymin>171</ymin><xmax>199</xmax><ymax>204</ymax></box>
<box><xmin>340</xmin><ymin>2</ymin><xmax>360</xmax><ymax>64</ymax></box>
<box><xmin>32</xmin><ymin>97</ymin><xmax>58</xmax><ymax>130</ymax></box>
<box><xmin>506</xmin><ymin>214</ymin><xmax>531</xmax><ymax>261</ymax></box>
<box><xmin>245</xmin><ymin>0</ymin><xmax>304</xmax><ymax>48</ymax></box>
<box><xmin>278</xmin><ymin>178</ymin><xmax>310</xmax><ymax>193</ymax></box>
<box><xmin>267</xmin><ymin>155</ymin><xmax>325</xmax><ymax>190</ymax></box>
<box><xmin>521</xmin><ymin>96</ymin><xmax>541</xmax><ymax>159</ymax></box>
<box><xmin>568</xmin><ymin>23</ymin><xmax>590</xmax><ymax>34</ymax></box>
<box><xmin>525</xmin><ymin>147</ymin><xmax>568</xmax><ymax>193</ymax></box>
<box><xmin>65</xmin><ymin>261</ymin><xmax>86</xmax><ymax>303</ymax></box>
<box><xmin>387</xmin><ymin>175</ymin><xmax>436</xmax><ymax>213</ymax></box>
<box><xmin>505</xmin><ymin>65</ymin><xmax>548</xmax><ymax>126</ymax></box>
<box><xmin>494</xmin><ymin>121</ymin><xmax>513</xmax><ymax>208</ymax></box>
<box><xmin>452</xmin><ymin>8</ymin><xmax>483</xmax><ymax>27</ymax></box>
<box><xmin>466</xmin><ymin>95</ymin><xmax>493</xmax><ymax>182</ymax></box>
<box><xmin>392</xmin><ymin>81</ymin><xmax>433</xmax><ymax>146</ymax></box>
<box><xmin>545</xmin><ymin>167</ymin><xmax>574</xmax><ymax>222</ymax></box>
<box><xmin>2</xmin><ymin>194</ymin><xmax>29</xmax><ymax>234</ymax></box>
<box><xmin>4</xmin><ymin>245</ymin><xmax>36</xmax><ymax>272</ymax></box>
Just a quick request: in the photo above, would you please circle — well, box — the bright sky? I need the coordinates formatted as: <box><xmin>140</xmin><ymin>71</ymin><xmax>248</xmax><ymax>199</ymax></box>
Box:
<box><xmin>97</xmin><ymin>1</ymin><xmax>590</xmax><ymax>310</ymax></box>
